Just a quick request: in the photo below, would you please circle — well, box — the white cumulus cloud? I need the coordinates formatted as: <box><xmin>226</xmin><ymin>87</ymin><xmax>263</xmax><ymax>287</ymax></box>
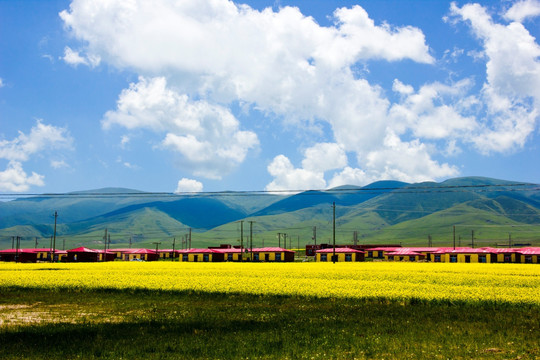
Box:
<box><xmin>0</xmin><ymin>161</ymin><xmax>45</xmax><ymax>192</ymax></box>
<box><xmin>0</xmin><ymin>120</ymin><xmax>73</xmax><ymax>162</ymax></box>
<box><xmin>60</xmin><ymin>0</ymin><xmax>540</xmax><ymax>189</ymax></box>
<box><xmin>450</xmin><ymin>2</ymin><xmax>540</xmax><ymax>153</ymax></box>
<box><xmin>103</xmin><ymin>77</ymin><xmax>259</xmax><ymax>179</ymax></box>
<box><xmin>504</xmin><ymin>0</ymin><xmax>540</xmax><ymax>23</ymax></box>
<box><xmin>62</xmin><ymin>46</ymin><xmax>100</xmax><ymax>67</ymax></box>
<box><xmin>0</xmin><ymin>121</ymin><xmax>72</xmax><ymax>191</ymax></box>
<box><xmin>175</xmin><ymin>178</ymin><xmax>203</xmax><ymax>193</ymax></box>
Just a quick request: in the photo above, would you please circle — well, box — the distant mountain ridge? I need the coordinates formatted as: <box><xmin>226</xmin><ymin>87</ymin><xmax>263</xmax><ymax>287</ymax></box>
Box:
<box><xmin>1</xmin><ymin>177</ymin><xmax>539</xmax><ymax>249</ymax></box>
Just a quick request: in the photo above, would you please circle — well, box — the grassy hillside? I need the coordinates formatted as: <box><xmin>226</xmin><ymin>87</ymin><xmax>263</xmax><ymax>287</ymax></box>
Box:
<box><xmin>1</xmin><ymin>177</ymin><xmax>540</xmax><ymax>249</ymax></box>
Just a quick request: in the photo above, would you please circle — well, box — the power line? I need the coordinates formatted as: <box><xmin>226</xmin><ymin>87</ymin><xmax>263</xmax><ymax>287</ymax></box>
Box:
<box><xmin>0</xmin><ymin>181</ymin><xmax>537</xmax><ymax>199</ymax></box>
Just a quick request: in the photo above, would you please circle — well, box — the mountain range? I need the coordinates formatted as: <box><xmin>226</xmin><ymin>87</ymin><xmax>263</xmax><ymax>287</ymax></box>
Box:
<box><xmin>1</xmin><ymin>177</ymin><xmax>539</xmax><ymax>249</ymax></box>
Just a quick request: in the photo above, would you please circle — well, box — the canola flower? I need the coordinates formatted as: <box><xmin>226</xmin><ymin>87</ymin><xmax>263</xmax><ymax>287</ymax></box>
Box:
<box><xmin>0</xmin><ymin>262</ymin><xmax>539</xmax><ymax>305</ymax></box>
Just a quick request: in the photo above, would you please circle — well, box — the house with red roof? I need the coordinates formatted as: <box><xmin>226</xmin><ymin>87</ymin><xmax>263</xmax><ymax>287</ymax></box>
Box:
<box><xmin>315</xmin><ymin>247</ymin><xmax>364</xmax><ymax>262</ymax></box>
<box><xmin>251</xmin><ymin>247</ymin><xmax>295</xmax><ymax>262</ymax></box>
<box><xmin>125</xmin><ymin>248</ymin><xmax>159</xmax><ymax>261</ymax></box>
<box><xmin>67</xmin><ymin>247</ymin><xmax>102</xmax><ymax>262</ymax></box>
<box><xmin>384</xmin><ymin>248</ymin><xmax>426</xmax><ymax>262</ymax></box>
<box><xmin>365</xmin><ymin>247</ymin><xmax>401</xmax><ymax>259</ymax></box>
<box><xmin>516</xmin><ymin>247</ymin><xmax>540</xmax><ymax>264</ymax></box>
<box><xmin>217</xmin><ymin>248</ymin><xmax>244</xmax><ymax>261</ymax></box>
<box><xmin>177</xmin><ymin>248</ymin><xmax>225</xmax><ymax>262</ymax></box>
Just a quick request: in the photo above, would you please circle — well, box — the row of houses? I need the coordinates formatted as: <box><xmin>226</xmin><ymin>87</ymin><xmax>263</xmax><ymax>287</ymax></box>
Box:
<box><xmin>360</xmin><ymin>246</ymin><xmax>540</xmax><ymax>263</ymax></box>
<box><xmin>0</xmin><ymin>246</ymin><xmax>296</xmax><ymax>263</ymax></box>
<box><xmin>1</xmin><ymin>245</ymin><xmax>539</xmax><ymax>264</ymax></box>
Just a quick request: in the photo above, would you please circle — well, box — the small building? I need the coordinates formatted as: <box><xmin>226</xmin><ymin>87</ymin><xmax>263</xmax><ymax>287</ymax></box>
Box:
<box><xmin>365</xmin><ymin>247</ymin><xmax>401</xmax><ymax>259</ymax></box>
<box><xmin>251</xmin><ymin>247</ymin><xmax>295</xmax><ymax>262</ymax></box>
<box><xmin>109</xmin><ymin>248</ymin><xmax>136</xmax><ymax>260</ymax></box>
<box><xmin>67</xmin><ymin>247</ymin><xmax>102</xmax><ymax>262</ymax></box>
<box><xmin>435</xmin><ymin>248</ymin><xmax>496</xmax><ymax>263</ymax></box>
<box><xmin>218</xmin><ymin>248</ymin><xmax>244</xmax><ymax>262</ymax></box>
<box><xmin>0</xmin><ymin>249</ymin><xmax>39</xmax><ymax>263</ymax></box>
<box><xmin>485</xmin><ymin>248</ymin><xmax>521</xmax><ymax>263</ymax></box>
<box><xmin>315</xmin><ymin>247</ymin><xmax>365</xmax><ymax>262</ymax></box>
<box><xmin>125</xmin><ymin>248</ymin><xmax>159</xmax><ymax>261</ymax></box>
<box><xmin>384</xmin><ymin>248</ymin><xmax>426</xmax><ymax>262</ymax></box>
<box><xmin>157</xmin><ymin>249</ymin><xmax>179</xmax><ymax>260</ymax></box>
<box><xmin>517</xmin><ymin>247</ymin><xmax>540</xmax><ymax>264</ymax></box>
<box><xmin>178</xmin><ymin>248</ymin><xmax>224</xmax><ymax>262</ymax></box>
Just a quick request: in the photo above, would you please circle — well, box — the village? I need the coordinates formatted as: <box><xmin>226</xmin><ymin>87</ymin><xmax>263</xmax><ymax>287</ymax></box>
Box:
<box><xmin>1</xmin><ymin>243</ymin><xmax>539</xmax><ymax>264</ymax></box>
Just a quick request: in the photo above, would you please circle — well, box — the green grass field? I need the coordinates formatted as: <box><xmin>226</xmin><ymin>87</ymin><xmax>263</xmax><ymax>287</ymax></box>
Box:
<box><xmin>1</xmin><ymin>287</ymin><xmax>539</xmax><ymax>359</ymax></box>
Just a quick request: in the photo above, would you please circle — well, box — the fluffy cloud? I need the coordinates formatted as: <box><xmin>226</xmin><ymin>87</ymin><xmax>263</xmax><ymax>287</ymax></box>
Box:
<box><xmin>450</xmin><ymin>2</ymin><xmax>540</xmax><ymax>153</ymax></box>
<box><xmin>0</xmin><ymin>120</ymin><xmax>73</xmax><ymax>162</ymax></box>
<box><xmin>301</xmin><ymin>143</ymin><xmax>347</xmax><ymax>173</ymax></box>
<box><xmin>175</xmin><ymin>178</ymin><xmax>203</xmax><ymax>193</ymax></box>
<box><xmin>103</xmin><ymin>77</ymin><xmax>258</xmax><ymax>179</ymax></box>
<box><xmin>0</xmin><ymin>121</ymin><xmax>72</xmax><ymax>191</ymax></box>
<box><xmin>62</xmin><ymin>46</ymin><xmax>100</xmax><ymax>67</ymax></box>
<box><xmin>390</xmin><ymin>79</ymin><xmax>478</xmax><ymax>141</ymax></box>
<box><xmin>0</xmin><ymin>161</ymin><xmax>44</xmax><ymax>192</ymax></box>
<box><xmin>504</xmin><ymin>0</ymin><xmax>540</xmax><ymax>22</ymax></box>
<box><xmin>363</xmin><ymin>130</ymin><xmax>459</xmax><ymax>182</ymax></box>
<box><xmin>266</xmin><ymin>137</ymin><xmax>458</xmax><ymax>190</ymax></box>
<box><xmin>328</xmin><ymin>167</ymin><xmax>370</xmax><ymax>189</ymax></box>
<box><xmin>265</xmin><ymin>155</ymin><xmax>326</xmax><ymax>192</ymax></box>
<box><xmin>60</xmin><ymin>0</ymin><xmax>540</xmax><ymax>190</ymax></box>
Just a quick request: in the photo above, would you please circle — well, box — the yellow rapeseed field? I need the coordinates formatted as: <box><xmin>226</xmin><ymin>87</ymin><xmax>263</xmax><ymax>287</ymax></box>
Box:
<box><xmin>1</xmin><ymin>262</ymin><xmax>539</xmax><ymax>305</ymax></box>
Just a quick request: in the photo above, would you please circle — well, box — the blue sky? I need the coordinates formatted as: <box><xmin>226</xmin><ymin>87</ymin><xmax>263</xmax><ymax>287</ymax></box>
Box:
<box><xmin>1</xmin><ymin>0</ymin><xmax>540</xmax><ymax>194</ymax></box>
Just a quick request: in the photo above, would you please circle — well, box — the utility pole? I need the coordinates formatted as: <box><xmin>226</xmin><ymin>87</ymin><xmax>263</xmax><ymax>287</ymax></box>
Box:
<box><xmin>35</xmin><ymin>237</ymin><xmax>38</xmax><ymax>249</ymax></box>
<box><xmin>297</xmin><ymin>235</ymin><xmax>300</xmax><ymax>250</ymax></box>
<box><xmin>129</xmin><ymin>236</ymin><xmax>132</xmax><ymax>249</ymax></box>
<box><xmin>471</xmin><ymin>230</ymin><xmax>475</xmax><ymax>249</ymax></box>
<box><xmin>15</xmin><ymin>236</ymin><xmax>20</xmax><ymax>263</ymax></box>
<box><xmin>153</xmin><ymin>242</ymin><xmax>161</xmax><ymax>252</ymax></box>
<box><xmin>277</xmin><ymin>232</ymin><xmax>282</xmax><ymax>248</ymax></box>
<box><xmin>189</xmin><ymin>228</ymin><xmax>192</xmax><ymax>249</ymax></box>
<box><xmin>103</xmin><ymin>228</ymin><xmax>108</xmax><ymax>262</ymax></box>
<box><xmin>248</xmin><ymin>221</ymin><xmax>255</xmax><ymax>261</ymax></box>
<box><xmin>49</xmin><ymin>236</ymin><xmax>53</xmax><ymax>262</ymax></box>
<box><xmin>172</xmin><ymin>237</ymin><xmax>176</xmax><ymax>261</ymax></box>
<box><xmin>453</xmin><ymin>226</ymin><xmax>456</xmax><ymax>250</ymax></box>
<box><xmin>332</xmin><ymin>202</ymin><xmax>336</xmax><ymax>264</ymax></box>
<box><xmin>108</xmin><ymin>234</ymin><xmax>111</xmax><ymax>250</ymax></box>
<box><xmin>312</xmin><ymin>226</ymin><xmax>317</xmax><ymax>246</ymax></box>
<box><xmin>11</xmin><ymin>236</ymin><xmax>14</xmax><ymax>249</ymax></box>
<box><xmin>428</xmin><ymin>234</ymin><xmax>432</xmax><ymax>247</ymax></box>
<box><xmin>353</xmin><ymin>231</ymin><xmax>358</xmax><ymax>246</ymax></box>
<box><xmin>52</xmin><ymin>211</ymin><xmax>58</xmax><ymax>262</ymax></box>
<box><xmin>283</xmin><ymin>233</ymin><xmax>288</xmax><ymax>250</ymax></box>
<box><xmin>239</xmin><ymin>221</ymin><xmax>244</xmax><ymax>261</ymax></box>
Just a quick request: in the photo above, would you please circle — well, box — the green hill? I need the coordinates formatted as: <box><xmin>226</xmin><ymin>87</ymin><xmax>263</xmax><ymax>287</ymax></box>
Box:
<box><xmin>1</xmin><ymin>177</ymin><xmax>540</xmax><ymax>249</ymax></box>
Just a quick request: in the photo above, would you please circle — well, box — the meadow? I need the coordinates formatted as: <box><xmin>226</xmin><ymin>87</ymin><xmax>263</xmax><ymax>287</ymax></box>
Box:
<box><xmin>1</xmin><ymin>262</ymin><xmax>539</xmax><ymax>359</ymax></box>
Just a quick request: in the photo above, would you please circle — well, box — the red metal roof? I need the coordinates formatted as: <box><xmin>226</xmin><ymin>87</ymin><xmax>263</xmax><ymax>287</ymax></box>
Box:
<box><xmin>316</xmin><ymin>247</ymin><xmax>364</xmax><ymax>253</ymax></box>
<box><xmin>128</xmin><ymin>248</ymin><xmax>158</xmax><ymax>254</ymax></box>
<box><xmin>182</xmin><ymin>248</ymin><xmax>219</xmax><ymax>254</ymax></box>
<box><xmin>517</xmin><ymin>247</ymin><xmax>540</xmax><ymax>255</ymax></box>
<box><xmin>252</xmin><ymin>247</ymin><xmax>295</xmax><ymax>253</ymax></box>
<box><xmin>367</xmin><ymin>247</ymin><xmax>401</xmax><ymax>251</ymax></box>
<box><xmin>213</xmin><ymin>248</ymin><xmax>243</xmax><ymax>253</ymax></box>
<box><xmin>67</xmin><ymin>247</ymin><xmax>100</xmax><ymax>253</ymax></box>
<box><xmin>385</xmin><ymin>248</ymin><xmax>424</xmax><ymax>256</ymax></box>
